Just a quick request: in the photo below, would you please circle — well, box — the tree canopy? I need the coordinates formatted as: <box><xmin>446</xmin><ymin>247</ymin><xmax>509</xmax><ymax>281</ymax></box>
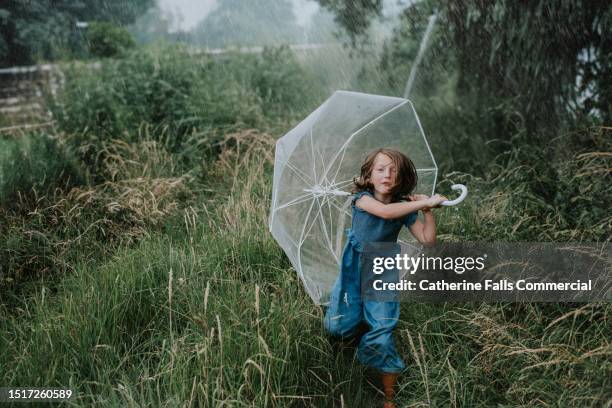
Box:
<box><xmin>191</xmin><ymin>0</ymin><xmax>300</xmax><ymax>48</ymax></box>
<box><xmin>317</xmin><ymin>0</ymin><xmax>611</xmax><ymax>128</ymax></box>
<box><xmin>0</xmin><ymin>0</ymin><xmax>152</xmax><ymax>66</ymax></box>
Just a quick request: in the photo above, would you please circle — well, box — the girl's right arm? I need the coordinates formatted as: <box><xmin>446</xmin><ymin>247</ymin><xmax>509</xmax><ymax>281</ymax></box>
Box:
<box><xmin>356</xmin><ymin>194</ymin><xmax>446</xmax><ymax>220</ymax></box>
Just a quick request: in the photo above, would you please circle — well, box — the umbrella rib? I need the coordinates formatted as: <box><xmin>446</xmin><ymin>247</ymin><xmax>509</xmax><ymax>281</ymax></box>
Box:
<box><xmin>300</xmin><ymin>202</ymin><xmax>321</xmax><ymax>247</ymax></box>
<box><xmin>324</xmin><ymin>195</ymin><xmax>342</xmax><ymax>264</ymax></box>
<box><xmin>328</xmin><ymin>199</ymin><xmax>352</xmax><ymax>219</ymax></box>
<box><xmin>405</xmin><ymin>100</ymin><xmax>438</xmax><ymax>194</ymax></box>
<box><xmin>310</xmin><ymin>127</ymin><xmax>318</xmax><ymax>183</ymax></box>
<box><xmin>297</xmin><ymin>198</ymin><xmax>317</xmax><ymax>249</ymax></box>
<box><xmin>327</xmin><ymin>178</ymin><xmax>355</xmax><ymax>191</ymax></box>
<box><xmin>319</xmin><ymin>171</ymin><xmax>331</xmax><ymax>191</ymax></box>
<box><xmin>320</xmin><ymin>100</ymin><xmax>409</xmax><ymax>183</ymax></box>
<box><xmin>294</xmin><ymin>197</ymin><xmax>318</xmax><ymax>286</ymax></box>
<box><xmin>324</xmin><ymin>195</ymin><xmax>349</xmax><ymax>263</ymax></box>
<box><xmin>326</xmin><ymin>196</ymin><xmax>334</xmax><ymax>256</ymax></box>
<box><xmin>296</xmin><ymin>199</ymin><xmax>326</xmax><ymax>277</ymax></box>
<box><xmin>285</xmin><ymin>160</ymin><xmax>314</xmax><ymax>185</ymax></box>
<box><xmin>330</xmin><ymin>144</ymin><xmax>348</xmax><ymax>187</ymax></box>
<box><xmin>318</xmin><ymin>147</ymin><xmax>327</xmax><ymax>185</ymax></box>
<box><xmin>274</xmin><ymin>193</ymin><xmax>315</xmax><ymax>212</ymax></box>
<box><xmin>316</xmin><ymin>194</ymin><xmax>339</xmax><ymax>265</ymax></box>
<box><xmin>332</xmin><ymin>196</ymin><xmax>352</xmax><ymax>260</ymax></box>
<box><xmin>325</xmin><ymin>193</ymin><xmax>334</xmax><ymax>243</ymax></box>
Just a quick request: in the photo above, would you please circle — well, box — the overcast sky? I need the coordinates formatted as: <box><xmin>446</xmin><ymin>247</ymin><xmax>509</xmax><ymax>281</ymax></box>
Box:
<box><xmin>157</xmin><ymin>0</ymin><xmax>320</xmax><ymax>31</ymax></box>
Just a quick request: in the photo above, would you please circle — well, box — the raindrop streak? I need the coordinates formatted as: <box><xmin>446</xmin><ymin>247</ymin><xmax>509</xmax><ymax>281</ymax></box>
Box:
<box><xmin>403</xmin><ymin>11</ymin><xmax>438</xmax><ymax>99</ymax></box>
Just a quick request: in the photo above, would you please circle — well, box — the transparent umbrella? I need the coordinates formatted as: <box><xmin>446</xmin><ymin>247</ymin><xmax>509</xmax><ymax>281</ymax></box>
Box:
<box><xmin>269</xmin><ymin>91</ymin><xmax>466</xmax><ymax>304</ymax></box>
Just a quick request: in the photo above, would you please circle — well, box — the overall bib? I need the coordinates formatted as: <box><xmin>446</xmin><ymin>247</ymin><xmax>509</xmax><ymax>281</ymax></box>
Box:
<box><xmin>324</xmin><ymin>190</ymin><xmax>417</xmax><ymax>373</ymax></box>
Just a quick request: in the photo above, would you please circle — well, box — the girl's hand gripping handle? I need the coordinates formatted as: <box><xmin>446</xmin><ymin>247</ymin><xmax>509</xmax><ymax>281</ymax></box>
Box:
<box><xmin>428</xmin><ymin>194</ymin><xmax>447</xmax><ymax>208</ymax></box>
<box><xmin>407</xmin><ymin>194</ymin><xmax>447</xmax><ymax>211</ymax></box>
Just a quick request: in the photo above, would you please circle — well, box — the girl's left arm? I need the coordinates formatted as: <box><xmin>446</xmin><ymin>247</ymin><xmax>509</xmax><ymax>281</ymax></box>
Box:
<box><xmin>409</xmin><ymin>209</ymin><xmax>437</xmax><ymax>246</ymax></box>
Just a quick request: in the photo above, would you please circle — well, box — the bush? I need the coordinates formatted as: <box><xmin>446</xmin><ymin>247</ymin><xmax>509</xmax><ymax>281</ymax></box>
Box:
<box><xmin>250</xmin><ymin>45</ymin><xmax>316</xmax><ymax>118</ymax></box>
<box><xmin>51</xmin><ymin>45</ymin><xmax>317</xmax><ymax>173</ymax></box>
<box><xmin>86</xmin><ymin>21</ymin><xmax>135</xmax><ymax>58</ymax></box>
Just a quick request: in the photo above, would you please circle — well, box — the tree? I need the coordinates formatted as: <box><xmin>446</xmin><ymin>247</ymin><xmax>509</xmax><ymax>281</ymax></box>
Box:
<box><xmin>317</xmin><ymin>0</ymin><xmax>612</xmax><ymax>129</ymax></box>
<box><xmin>0</xmin><ymin>0</ymin><xmax>152</xmax><ymax>67</ymax></box>
<box><xmin>191</xmin><ymin>0</ymin><xmax>299</xmax><ymax>48</ymax></box>
<box><xmin>445</xmin><ymin>1</ymin><xmax>611</xmax><ymax>130</ymax></box>
<box><xmin>316</xmin><ymin>0</ymin><xmax>382</xmax><ymax>46</ymax></box>
<box><xmin>305</xmin><ymin>7</ymin><xmax>337</xmax><ymax>43</ymax></box>
<box><xmin>129</xmin><ymin>5</ymin><xmax>176</xmax><ymax>44</ymax></box>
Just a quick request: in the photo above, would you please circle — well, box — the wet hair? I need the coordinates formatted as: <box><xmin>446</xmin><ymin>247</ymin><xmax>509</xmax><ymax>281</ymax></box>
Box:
<box><xmin>352</xmin><ymin>148</ymin><xmax>418</xmax><ymax>200</ymax></box>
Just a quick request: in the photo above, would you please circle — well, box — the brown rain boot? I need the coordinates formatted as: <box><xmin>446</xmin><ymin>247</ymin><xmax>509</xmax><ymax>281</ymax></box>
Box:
<box><xmin>381</xmin><ymin>372</ymin><xmax>399</xmax><ymax>408</ymax></box>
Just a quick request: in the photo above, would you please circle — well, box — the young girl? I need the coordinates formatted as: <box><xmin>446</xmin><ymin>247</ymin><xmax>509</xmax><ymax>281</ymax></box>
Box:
<box><xmin>324</xmin><ymin>148</ymin><xmax>446</xmax><ymax>408</ymax></box>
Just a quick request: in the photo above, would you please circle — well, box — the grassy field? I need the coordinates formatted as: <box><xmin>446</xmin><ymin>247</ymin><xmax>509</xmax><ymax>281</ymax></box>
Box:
<box><xmin>0</xmin><ymin>46</ymin><xmax>610</xmax><ymax>407</ymax></box>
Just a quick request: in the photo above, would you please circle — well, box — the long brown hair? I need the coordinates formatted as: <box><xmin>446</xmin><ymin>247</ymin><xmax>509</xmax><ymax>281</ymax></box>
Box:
<box><xmin>352</xmin><ymin>148</ymin><xmax>418</xmax><ymax>200</ymax></box>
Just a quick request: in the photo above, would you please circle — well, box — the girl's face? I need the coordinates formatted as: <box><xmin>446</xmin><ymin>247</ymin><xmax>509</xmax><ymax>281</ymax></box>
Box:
<box><xmin>370</xmin><ymin>153</ymin><xmax>397</xmax><ymax>197</ymax></box>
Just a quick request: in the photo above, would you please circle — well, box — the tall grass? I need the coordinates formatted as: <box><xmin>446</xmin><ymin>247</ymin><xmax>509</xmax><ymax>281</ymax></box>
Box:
<box><xmin>0</xmin><ymin>127</ymin><xmax>191</xmax><ymax>289</ymax></box>
<box><xmin>0</xmin><ymin>43</ymin><xmax>610</xmax><ymax>407</ymax></box>
<box><xmin>0</xmin><ymin>131</ymin><xmax>378</xmax><ymax>406</ymax></box>
<box><xmin>1</xmin><ymin>129</ymin><xmax>610</xmax><ymax>406</ymax></box>
<box><xmin>0</xmin><ymin>132</ymin><xmax>83</xmax><ymax>206</ymax></box>
<box><xmin>433</xmin><ymin>126</ymin><xmax>611</xmax><ymax>242</ymax></box>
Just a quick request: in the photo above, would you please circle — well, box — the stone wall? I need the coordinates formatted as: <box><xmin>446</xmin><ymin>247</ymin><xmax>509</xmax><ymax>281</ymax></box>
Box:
<box><xmin>0</xmin><ymin>64</ymin><xmax>63</xmax><ymax>126</ymax></box>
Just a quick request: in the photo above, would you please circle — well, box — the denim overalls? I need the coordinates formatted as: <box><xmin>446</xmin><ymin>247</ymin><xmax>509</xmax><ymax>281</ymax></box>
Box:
<box><xmin>324</xmin><ymin>190</ymin><xmax>417</xmax><ymax>373</ymax></box>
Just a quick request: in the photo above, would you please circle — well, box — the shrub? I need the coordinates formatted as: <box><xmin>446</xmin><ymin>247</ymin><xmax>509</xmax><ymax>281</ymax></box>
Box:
<box><xmin>86</xmin><ymin>21</ymin><xmax>135</xmax><ymax>58</ymax></box>
<box><xmin>51</xmin><ymin>45</ymin><xmax>315</xmax><ymax>157</ymax></box>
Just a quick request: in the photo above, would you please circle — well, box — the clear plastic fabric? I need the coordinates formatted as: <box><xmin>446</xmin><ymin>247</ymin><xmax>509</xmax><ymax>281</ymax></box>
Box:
<box><xmin>269</xmin><ymin>91</ymin><xmax>437</xmax><ymax>304</ymax></box>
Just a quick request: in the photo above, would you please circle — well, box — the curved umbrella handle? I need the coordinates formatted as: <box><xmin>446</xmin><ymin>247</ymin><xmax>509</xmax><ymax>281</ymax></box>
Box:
<box><xmin>440</xmin><ymin>184</ymin><xmax>468</xmax><ymax>206</ymax></box>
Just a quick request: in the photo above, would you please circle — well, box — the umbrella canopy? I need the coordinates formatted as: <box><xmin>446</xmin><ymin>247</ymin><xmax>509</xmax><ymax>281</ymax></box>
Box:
<box><xmin>269</xmin><ymin>90</ymin><xmax>438</xmax><ymax>304</ymax></box>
